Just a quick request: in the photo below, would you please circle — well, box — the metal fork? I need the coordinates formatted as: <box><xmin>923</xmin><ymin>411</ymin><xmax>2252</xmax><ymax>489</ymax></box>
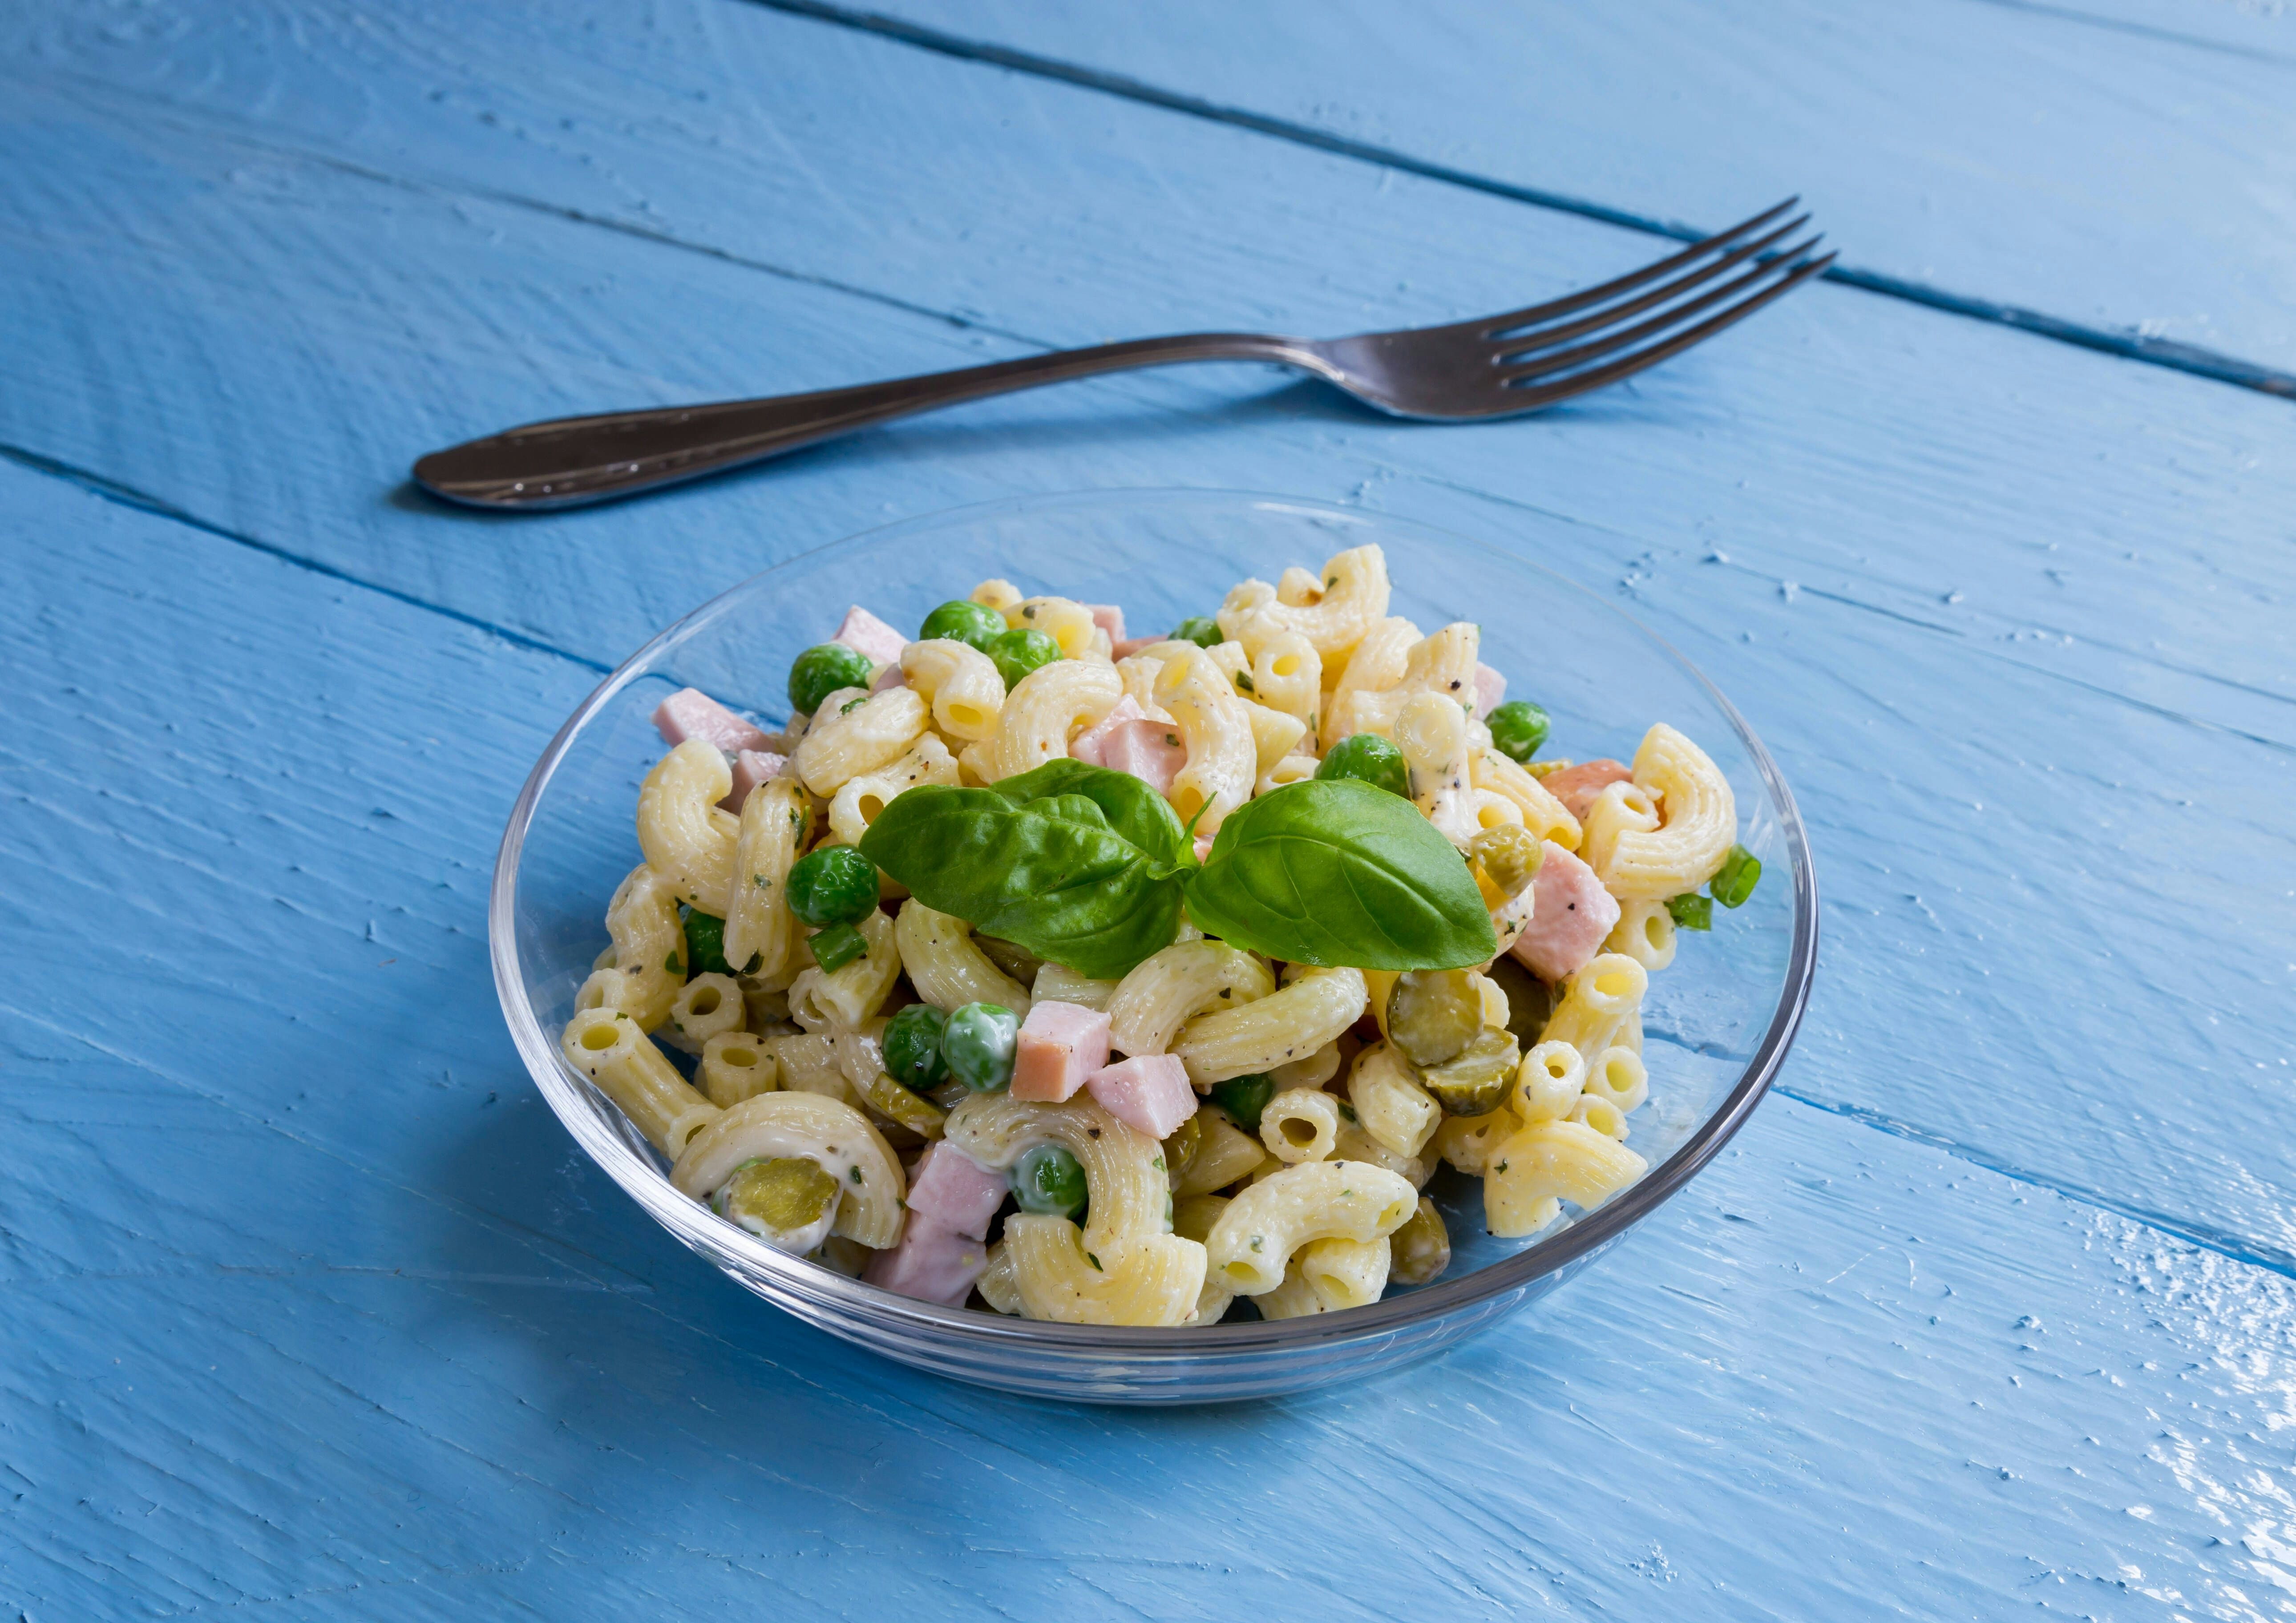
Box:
<box><xmin>413</xmin><ymin>200</ymin><xmax>1831</xmax><ymax>510</ymax></box>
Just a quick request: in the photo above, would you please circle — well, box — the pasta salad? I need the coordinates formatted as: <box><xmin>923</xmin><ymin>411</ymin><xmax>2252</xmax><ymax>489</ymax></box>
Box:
<box><xmin>559</xmin><ymin>543</ymin><xmax>1762</xmax><ymax>1326</ymax></box>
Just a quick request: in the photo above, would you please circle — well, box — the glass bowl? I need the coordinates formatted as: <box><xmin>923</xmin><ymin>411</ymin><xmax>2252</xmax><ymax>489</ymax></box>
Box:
<box><xmin>490</xmin><ymin>489</ymin><xmax>1817</xmax><ymax>1404</ymax></box>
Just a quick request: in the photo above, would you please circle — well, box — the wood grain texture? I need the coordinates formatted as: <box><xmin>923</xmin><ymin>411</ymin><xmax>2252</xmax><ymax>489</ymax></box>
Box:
<box><xmin>789</xmin><ymin>0</ymin><xmax>2296</xmax><ymax>380</ymax></box>
<box><xmin>7</xmin><ymin>460</ymin><xmax>2296</xmax><ymax>1619</ymax></box>
<box><xmin>2</xmin><ymin>8</ymin><xmax>2293</xmax><ymax>1269</ymax></box>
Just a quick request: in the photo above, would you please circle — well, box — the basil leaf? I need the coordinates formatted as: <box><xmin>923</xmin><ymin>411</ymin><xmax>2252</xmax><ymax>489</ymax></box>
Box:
<box><xmin>1180</xmin><ymin>780</ymin><xmax>1499</xmax><ymax>969</ymax></box>
<box><xmin>858</xmin><ymin>783</ymin><xmax>1183</xmax><ymax>979</ymax></box>
<box><xmin>986</xmin><ymin>758</ymin><xmax>1194</xmax><ymax>874</ymax></box>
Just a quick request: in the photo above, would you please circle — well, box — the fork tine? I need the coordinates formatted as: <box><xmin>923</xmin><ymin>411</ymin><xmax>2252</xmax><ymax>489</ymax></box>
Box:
<box><xmin>1496</xmin><ymin>240</ymin><xmax>1826</xmax><ymax>385</ymax></box>
<box><xmin>1488</xmin><ymin>213</ymin><xmax>1811</xmax><ymax>362</ymax></box>
<box><xmin>1471</xmin><ymin>198</ymin><xmax>1802</xmax><ymax>338</ymax></box>
<box><xmin>1496</xmin><ymin>251</ymin><xmax>1839</xmax><ymax>408</ymax></box>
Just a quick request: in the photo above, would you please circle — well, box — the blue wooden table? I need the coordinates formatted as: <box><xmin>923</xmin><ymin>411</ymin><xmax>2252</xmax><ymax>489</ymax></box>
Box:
<box><xmin>6</xmin><ymin>2</ymin><xmax>2294</xmax><ymax>1615</ymax></box>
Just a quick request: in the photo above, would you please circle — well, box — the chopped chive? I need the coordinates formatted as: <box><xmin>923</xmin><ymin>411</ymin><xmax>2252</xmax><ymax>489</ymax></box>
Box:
<box><xmin>1667</xmin><ymin>892</ymin><xmax>1714</xmax><ymax>931</ymax></box>
<box><xmin>808</xmin><ymin>921</ymin><xmax>868</xmax><ymax>972</ymax></box>
<box><xmin>1711</xmin><ymin>843</ymin><xmax>1762</xmax><ymax>908</ymax></box>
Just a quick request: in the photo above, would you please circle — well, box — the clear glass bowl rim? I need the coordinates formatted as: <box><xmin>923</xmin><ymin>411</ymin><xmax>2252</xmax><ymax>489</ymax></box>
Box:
<box><xmin>489</xmin><ymin>488</ymin><xmax>1819</xmax><ymax>1363</ymax></box>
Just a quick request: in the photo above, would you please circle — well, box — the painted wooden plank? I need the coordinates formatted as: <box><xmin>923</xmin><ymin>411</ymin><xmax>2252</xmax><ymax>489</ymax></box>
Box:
<box><xmin>772</xmin><ymin>0</ymin><xmax>2296</xmax><ymax>383</ymax></box>
<box><xmin>2</xmin><ymin>28</ymin><xmax>2294</xmax><ymax>1271</ymax></box>
<box><xmin>6</xmin><ymin>458</ymin><xmax>2296</xmax><ymax>1618</ymax></box>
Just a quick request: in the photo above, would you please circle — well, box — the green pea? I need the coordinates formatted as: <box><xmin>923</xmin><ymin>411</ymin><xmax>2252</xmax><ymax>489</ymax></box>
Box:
<box><xmin>806</xmin><ymin>921</ymin><xmax>869</xmax><ymax>973</ymax></box>
<box><xmin>919</xmin><ymin>599</ymin><xmax>1007</xmax><ymax>652</ymax></box>
<box><xmin>1667</xmin><ymin>892</ymin><xmax>1714</xmax><ymax>932</ymax></box>
<box><xmin>1711</xmin><ymin>843</ymin><xmax>1762</xmax><ymax>908</ymax></box>
<box><xmin>943</xmin><ymin>1002</ymin><xmax>1020</xmax><ymax>1093</ymax></box>
<box><xmin>683</xmin><ymin>908</ymin><xmax>733</xmax><ymax>977</ymax></box>
<box><xmin>986</xmin><ymin>626</ymin><xmax>1062</xmax><ymax>689</ymax></box>
<box><xmin>1011</xmin><ymin>1143</ymin><xmax>1088</xmax><ymax>1219</ymax></box>
<box><xmin>1485</xmin><ymin>700</ymin><xmax>1551</xmax><ymax>763</ymax></box>
<box><xmin>1315</xmin><ymin>733</ymin><xmax>1410</xmax><ymax>798</ymax></box>
<box><xmin>785</xmin><ymin>846</ymin><xmax>880</xmax><ymax>928</ymax></box>
<box><xmin>1208</xmin><ymin>1072</ymin><xmax>1276</xmax><ymax>1131</ymax></box>
<box><xmin>787</xmin><ymin>642</ymin><xmax>873</xmax><ymax>715</ymax></box>
<box><xmin>881</xmin><ymin>1003</ymin><xmax>949</xmax><ymax>1092</ymax></box>
<box><xmin>1168</xmin><ymin>616</ymin><xmax>1223</xmax><ymax>648</ymax></box>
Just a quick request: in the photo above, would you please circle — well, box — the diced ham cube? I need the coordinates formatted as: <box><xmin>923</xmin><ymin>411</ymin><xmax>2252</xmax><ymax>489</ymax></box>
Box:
<box><xmin>869</xmin><ymin>662</ymin><xmax>907</xmax><ymax>694</ymax></box>
<box><xmin>720</xmin><ymin>749</ymin><xmax>788</xmax><ymax>813</ymax></box>
<box><xmin>1086</xmin><ymin>1055</ymin><xmax>1198</xmax><ymax>1140</ymax></box>
<box><xmin>863</xmin><ymin>1215</ymin><xmax>990</xmax><ymax>1307</ymax></box>
<box><xmin>833</xmin><ymin>605</ymin><xmax>910</xmax><ymax>667</ymax></box>
<box><xmin>1010</xmin><ymin>1000</ymin><xmax>1112</xmax><ymax>1103</ymax></box>
<box><xmin>1086</xmin><ymin>603</ymin><xmax>1127</xmax><ymax>644</ymax></box>
<box><xmin>653</xmin><ymin>687</ymin><xmax>777</xmax><ymax>755</ymax></box>
<box><xmin>1510</xmin><ymin>840</ymin><xmax>1621</xmax><ymax>982</ymax></box>
<box><xmin>904</xmin><ymin>1143</ymin><xmax>1008</xmax><ymax>1241</ymax></box>
<box><xmin>1541</xmin><ymin>758</ymin><xmax>1633</xmax><ymax>821</ymax></box>
<box><xmin>1101</xmin><ymin>722</ymin><xmax>1187</xmax><ymax>794</ymax></box>
<box><xmin>1070</xmin><ymin>694</ymin><xmax>1146</xmax><ymax>767</ymax></box>
<box><xmin>1192</xmin><ymin>829</ymin><xmax>1216</xmax><ymax>864</ymax></box>
<box><xmin>1112</xmin><ymin>633</ymin><xmax>1166</xmax><ymax>659</ymax></box>
<box><xmin>1471</xmin><ymin>663</ymin><xmax>1508</xmax><ymax>719</ymax></box>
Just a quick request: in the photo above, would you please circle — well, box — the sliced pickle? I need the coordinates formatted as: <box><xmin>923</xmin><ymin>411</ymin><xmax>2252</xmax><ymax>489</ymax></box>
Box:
<box><xmin>1388</xmin><ymin>1195</ymin><xmax>1452</xmax><ymax>1287</ymax></box>
<box><xmin>1484</xmin><ymin>957</ymin><xmax>1556</xmax><ymax>1050</ymax></box>
<box><xmin>1387</xmin><ymin>969</ymin><xmax>1482</xmax><ymax>1068</ymax></box>
<box><xmin>1415</xmin><ymin>1026</ymin><xmax>1522</xmax><ymax>1116</ymax></box>
<box><xmin>1468</xmin><ymin>824</ymin><xmax>1544</xmax><ymax>900</ymax></box>
<box><xmin>716</xmin><ymin>1156</ymin><xmax>841</xmax><ymax>1252</ymax></box>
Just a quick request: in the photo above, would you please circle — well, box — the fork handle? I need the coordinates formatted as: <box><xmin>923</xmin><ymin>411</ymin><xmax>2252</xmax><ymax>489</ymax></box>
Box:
<box><xmin>411</xmin><ymin>332</ymin><xmax>1322</xmax><ymax>509</ymax></box>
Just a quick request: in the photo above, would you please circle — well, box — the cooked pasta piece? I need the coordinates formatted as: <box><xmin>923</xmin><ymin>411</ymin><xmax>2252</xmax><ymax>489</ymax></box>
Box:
<box><xmin>1603</xmin><ymin>897</ymin><xmax>1678</xmax><ymax>971</ymax></box>
<box><xmin>786</xmin><ymin>909</ymin><xmax>901</xmax><ymax>1032</ymax></box>
<box><xmin>1540</xmin><ymin>953</ymin><xmax>1648</xmax><ymax>1066</ymax></box>
<box><xmin>699</xmin><ymin>1030</ymin><xmax>780</xmax><ymax>1108</ymax></box>
<box><xmin>894</xmin><ymin>900</ymin><xmax>1033</xmax><ymax>1017</ymax></box>
<box><xmin>1346</xmin><ymin>1039</ymin><xmax>1442</xmax><ymax>1159</ymax></box>
<box><xmin>1470</xmin><ymin>747</ymin><xmax>1582</xmax><ymax>849</ymax></box>
<box><xmin>635</xmin><ymin>739</ymin><xmax>740</xmax><ymax>916</ymax></box>
<box><xmin>1512</xmin><ymin>1040</ymin><xmax>1587</xmax><ymax>1124</ymax></box>
<box><xmin>1172</xmin><ymin>968</ymin><xmax>1368</xmax><ymax>1086</ymax></box>
<box><xmin>943</xmin><ymin>1094</ymin><xmax>1170</xmax><ymax>1239</ymax></box>
<box><xmin>1216</xmin><ymin>543</ymin><xmax>1391</xmax><ymax>662</ymax></box>
<box><xmin>1173</xmin><ymin>1106</ymin><xmax>1270</xmax><ymax>1197</ymax></box>
<box><xmin>560</xmin><ymin>1007</ymin><xmax>721</xmax><ymax>1157</ymax></box>
<box><xmin>899</xmin><ymin>638</ymin><xmax>1007</xmax><ymax>741</ymax></box>
<box><xmin>964</xmin><ymin>659</ymin><xmax>1122</xmax><ymax>783</ymax></box>
<box><xmin>1105</xmin><ymin>940</ymin><xmax>1274</xmax><ymax>1057</ymax></box>
<box><xmin>998</xmin><ymin>1218</ymin><xmax>1208</xmax><ymax>1327</ymax></box>
<box><xmin>1482</xmin><ymin>1118</ymin><xmax>1647</xmax><ymax>1239</ymax></box>
<box><xmin>1202</xmin><ymin>1160</ymin><xmax>1418</xmax><ymax>1296</ymax></box>
<box><xmin>1151</xmin><ymin>643</ymin><xmax>1258</xmax><ymax>834</ymax></box>
<box><xmin>672</xmin><ymin>1090</ymin><xmax>906</xmax><ymax>1248</ymax></box>
<box><xmin>577</xmin><ymin>864</ymin><xmax>683</xmax><ymax>1031</ymax></box>
<box><xmin>1296</xmin><ymin>1235</ymin><xmax>1391</xmax><ymax>1310</ymax></box>
<box><xmin>1589</xmin><ymin>723</ymin><xmax>1737</xmax><ymax>900</ymax></box>
<box><xmin>1259</xmin><ymin>1087</ymin><xmax>1342</xmax><ymax>1163</ymax></box>
<box><xmin>723</xmin><ymin>777</ymin><xmax>811</xmax><ymax>989</ymax></box>
<box><xmin>792</xmin><ymin>686</ymin><xmax>931</xmax><ymax>796</ymax></box>
<box><xmin>827</xmin><ymin>733</ymin><xmax>958</xmax><ymax>847</ymax></box>
<box><xmin>1007</xmin><ymin>595</ymin><xmax>1112</xmax><ymax>661</ymax></box>
<box><xmin>659</xmin><ymin>971</ymin><xmax>747</xmax><ymax>1055</ymax></box>
<box><xmin>1581</xmin><ymin>1046</ymin><xmax>1649</xmax><ymax>1115</ymax></box>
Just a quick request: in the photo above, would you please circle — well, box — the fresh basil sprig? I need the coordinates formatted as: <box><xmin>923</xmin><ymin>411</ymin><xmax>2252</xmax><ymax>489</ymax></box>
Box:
<box><xmin>863</xmin><ymin>764</ymin><xmax>1498</xmax><ymax>977</ymax></box>
<box><xmin>1183</xmin><ymin>779</ymin><xmax>1498</xmax><ymax>969</ymax></box>
<box><xmin>858</xmin><ymin>760</ymin><xmax>1192</xmax><ymax>979</ymax></box>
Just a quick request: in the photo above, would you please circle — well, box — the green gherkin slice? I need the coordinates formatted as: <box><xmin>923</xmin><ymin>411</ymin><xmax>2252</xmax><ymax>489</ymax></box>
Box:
<box><xmin>1387</xmin><ymin>968</ymin><xmax>1483</xmax><ymax>1068</ymax></box>
<box><xmin>717</xmin><ymin>1156</ymin><xmax>841</xmax><ymax>1240</ymax></box>
<box><xmin>1415</xmin><ymin>1027</ymin><xmax>1522</xmax><ymax>1117</ymax></box>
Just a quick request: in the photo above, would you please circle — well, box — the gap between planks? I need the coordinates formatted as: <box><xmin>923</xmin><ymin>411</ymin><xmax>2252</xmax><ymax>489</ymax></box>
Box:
<box><xmin>11</xmin><ymin>442</ymin><xmax>2296</xmax><ymax>1289</ymax></box>
<box><xmin>741</xmin><ymin>0</ymin><xmax>2296</xmax><ymax>402</ymax></box>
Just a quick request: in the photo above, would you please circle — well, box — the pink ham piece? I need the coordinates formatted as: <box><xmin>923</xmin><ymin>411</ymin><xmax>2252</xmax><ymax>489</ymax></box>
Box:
<box><xmin>863</xmin><ymin>1216</ymin><xmax>990</xmax><ymax>1307</ymax></box>
<box><xmin>1069</xmin><ymin>694</ymin><xmax>1146</xmax><ymax>766</ymax></box>
<box><xmin>1510</xmin><ymin>840</ymin><xmax>1622</xmax><ymax>981</ymax></box>
<box><xmin>1112</xmin><ymin>633</ymin><xmax>1166</xmax><ymax>659</ymax></box>
<box><xmin>720</xmin><ymin>749</ymin><xmax>788</xmax><ymax>814</ymax></box>
<box><xmin>652</xmin><ymin>687</ymin><xmax>778</xmax><ymax>755</ymax></box>
<box><xmin>903</xmin><ymin>1143</ymin><xmax>1008</xmax><ymax>1241</ymax></box>
<box><xmin>833</xmin><ymin>605</ymin><xmax>909</xmax><ymax>667</ymax></box>
<box><xmin>1541</xmin><ymin>758</ymin><xmax>1633</xmax><ymax>821</ymax></box>
<box><xmin>869</xmin><ymin>662</ymin><xmax>908</xmax><ymax>694</ymax></box>
<box><xmin>1471</xmin><ymin>663</ymin><xmax>1508</xmax><ymax>719</ymax></box>
<box><xmin>1104</xmin><ymin>723</ymin><xmax>1187</xmax><ymax>794</ymax></box>
<box><xmin>1086</xmin><ymin>604</ymin><xmax>1128</xmax><ymax>644</ymax></box>
<box><xmin>1010</xmin><ymin>1000</ymin><xmax>1112</xmax><ymax>1103</ymax></box>
<box><xmin>1086</xmin><ymin>1054</ymin><xmax>1198</xmax><ymax>1140</ymax></box>
<box><xmin>1192</xmin><ymin>829</ymin><xmax>1216</xmax><ymax>864</ymax></box>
